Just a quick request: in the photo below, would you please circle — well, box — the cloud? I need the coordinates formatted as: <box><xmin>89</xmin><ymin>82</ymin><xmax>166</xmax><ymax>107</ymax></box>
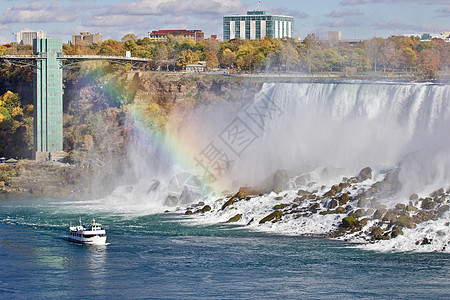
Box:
<box><xmin>271</xmin><ymin>8</ymin><xmax>310</xmax><ymax>19</ymax></box>
<box><xmin>325</xmin><ymin>8</ymin><xmax>363</xmax><ymax>17</ymax></box>
<box><xmin>320</xmin><ymin>18</ymin><xmax>358</xmax><ymax>27</ymax></box>
<box><xmin>0</xmin><ymin>1</ymin><xmax>78</xmax><ymax>24</ymax></box>
<box><xmin>341</xmin><ymin>0</ymin><xmax>450</xmax><ymax>5</ymax></box>
<box><xmin>96</xmin><ymin>0</ymin><xmax>247</xmax><ymax>17</ymax></box>
<box><xmin>84</xmin><ymin>15</ymin><xmax>150</xmax><ymax>27</ymax></box>
<box><xmin>435</xmin><ymin>5</ymin><xmax>450</xmax><ymax>16</ymax></box>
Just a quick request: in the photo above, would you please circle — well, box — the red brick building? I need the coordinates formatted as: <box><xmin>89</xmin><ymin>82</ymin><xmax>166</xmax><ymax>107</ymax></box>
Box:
<box><xmin>149</xmin><ymin>29</ymin><xmax>204</xmax><ymax>42</ymax></box>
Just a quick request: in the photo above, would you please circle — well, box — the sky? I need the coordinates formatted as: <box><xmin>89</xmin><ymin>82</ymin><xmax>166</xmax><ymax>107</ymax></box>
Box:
<box><xmin>0</xmin><ymin>0</ymin><xmax>449</xmax><ymax>44</ymax></box>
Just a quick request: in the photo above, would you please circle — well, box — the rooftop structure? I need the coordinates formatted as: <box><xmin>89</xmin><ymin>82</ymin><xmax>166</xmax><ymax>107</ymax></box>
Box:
<box><xmin>72</xmin><ymin>32</ymin><xmax>103</xmax><ymax>45</ymax></box>
<box><xmin>16</xmin><ymin>30</ymin><xmax>46</xmax><ymax>45</ymax></box>
<box><xmin>223</xmin><ymin>10</ymin><xmax>293</xmax><ymax>41</ymax></box>
<box><xmin>403</xmin><ymin>32</ymin><xmax>450</xmax><ymax>42</ymax></box>
<box><xmin>149</xmin><ymin>29</ymin><xmax>205</xmax><ymax>42</ymax></box>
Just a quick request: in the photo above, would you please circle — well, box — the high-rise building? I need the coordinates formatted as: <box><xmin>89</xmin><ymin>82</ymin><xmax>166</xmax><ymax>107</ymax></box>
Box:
<box><xmin>149</xmin><ymin>29</ymin><xmax>205</xmax><ymax>42</ymax></box>
<box><xmin>223</xmin><ymin>10</ymin><xmax>293</xmax><ymax>41</ymax></box>
<box><xmin>16</xmin><ymin>30</ymin><xmax>46</xmax><ymax>45</ymax></box>
<box><xmin>71</xmin><ymin>32</ymin><xmax>103</xmax><ymax>45</ymax></box>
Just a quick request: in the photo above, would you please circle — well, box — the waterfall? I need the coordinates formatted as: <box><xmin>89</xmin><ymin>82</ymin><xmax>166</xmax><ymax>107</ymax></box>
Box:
<box><xmin>224</xmin><ymin>82</ymin><xmax>450</xmax><ymax>195</ymax></box>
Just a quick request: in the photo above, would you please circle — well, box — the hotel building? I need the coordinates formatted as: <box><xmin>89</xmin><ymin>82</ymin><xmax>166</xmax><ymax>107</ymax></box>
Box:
<box><xmin>223</xmin><ymin>11</ymin><xmax>293</xmax><ymax>41</ymax></box>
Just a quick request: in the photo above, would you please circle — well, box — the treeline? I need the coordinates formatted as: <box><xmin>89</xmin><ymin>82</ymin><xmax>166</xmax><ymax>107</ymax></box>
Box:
<box><xmin>0</xmin><ymin>91</ymin><xmax>33</xmax><ymax>158</ymax></box>
<box><xmin>1</xmin><ymin>34</ymin><xmax>449</xmax><ymax>79</ymax></box>
<box><xmin>62</xmin><ymin>34</ymin><xmax>450</xmax><ymax>79</ymax></box>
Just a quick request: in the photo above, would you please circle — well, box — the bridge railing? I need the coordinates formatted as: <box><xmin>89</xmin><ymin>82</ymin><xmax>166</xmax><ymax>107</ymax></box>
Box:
<box><xmin>60</xmin><ymin>55</ymin><xmax>153</xmax><ymax>62</ymax></box>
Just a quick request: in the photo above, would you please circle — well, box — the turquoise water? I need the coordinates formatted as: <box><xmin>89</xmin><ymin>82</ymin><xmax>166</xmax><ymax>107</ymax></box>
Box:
<box><xmin>0</xmin><ymin>197</ymin><xmax>449</xmax><ymax>299</ymax></box>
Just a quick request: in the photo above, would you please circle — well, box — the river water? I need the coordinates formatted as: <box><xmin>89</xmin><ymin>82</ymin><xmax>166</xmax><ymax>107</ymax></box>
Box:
<box><xmin>0</xmin><ymin>197</ymin><xmax>449</xmax><ymax>299</ymax></box>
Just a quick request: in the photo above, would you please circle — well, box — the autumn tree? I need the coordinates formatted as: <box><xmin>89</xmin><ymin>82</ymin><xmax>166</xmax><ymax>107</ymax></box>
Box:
<box><xmin>177</xmin><ymin>49</ymin><xmax>199</xmax><ymax>69</ymax></box>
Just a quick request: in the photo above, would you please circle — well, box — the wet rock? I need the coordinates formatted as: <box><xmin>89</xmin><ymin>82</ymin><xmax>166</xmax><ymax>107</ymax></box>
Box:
<box><xmin>406</xmin><ymin>205</ymin><xmax>418</xmax><ymax>211</ymax></box>
<box><xmin>221</xmin><ymin>198</ymin><xmax>235</xmax><ymax>210</ymax></box>
<box><xmin>200</xmin><ymin>205</ymin><xmax>211</xmax><ymax>213</ymax></box>
<box><xmin>259</xmin><ymin>210</ymin><xmax>283</xmax><ymax>224</ymax></box>
<box><xmin>273</xmin><ymin>204</ymin><xmax>288</xmax><ymax>210</ymax></box>
<box><xmin>382</xmin><ymin>210</ymin><xmax>397</xmax><ymax>223</ymax></box>
<box><xmin>226</xmin><ymin>214</ymin><xmax>242</xmax><ymax>223</ymax></box>
<box><xmin>409</xmin><ymin>193</ymin><xmax>419</xmax><ymax>201</ymax></box>
<box><xmin>274</xmin><ymin>196</ymin><xmax>284</xmax><ymax>201</ymax></box>
<box><xmin>358</xmin><ymin>167</ymin><xmax>372</xmax><ymax>182</ymax></box>
<box><xmin>412</xmin><ymin>210</ymin><xmax>438</xmax><ymax>223</ymax></box>
<box><xmin>436</xmin><ymin>196</ymin><xmax>446</xmax><ymax>204</ymax></box>
<box><xmin>421</xmin><ymin>198</ymin><xmax>437</xmax><ymax>210</ymax></box>
<box><xmin>335</xmin><ymin>206</ymin><xmax>346</xmax><ymax>214</ymax></box>
<box><xmin>358</xmin><ymin>218</ymin><xmax>368</xmax><ymax>227</ymax></box>
<box><xmin>297</xmin><ymin>189</ymin><xmax>309</xmax><ymax>196</ymax></box>
<box><xmin>438</xmin><ymin>205</ymin><xmax>449</xmax><ymax>218</ymax></box>
<box><xmin>395</xmin><ymin>203</ymin><xmax>406</xmax><ymax>211</ymax></box>
<box><xmin>349</xmin><ymin>209</ymin><xmax>365</xmax><ymax>218</ymax></box>
<box><xmin>373</xmin><ymin>208</ymin><xmax>387</xmax><ymax>219</ymax></box>
<box><xmin>185</xmin><ymin>210</ymin><xmax>193</xmax><ymax>215</ymax></box>
<box><xmin>234</xmin><ymin>187</ymin><xmax>252</xmax><ymax>199</ymax></box>
<box><xmin>357</xmin><ymin>197</ymin><xmax>367</xmax><ymax>207</ymax></box>
<box><xmin>418</xmin><ymin>237</ymin><xmax>432</xmax><ymax>245</ymax></box>
<box><xmin>339</xmin><ymin>193</ymin><xmax>350</xmax><ymax>205</ymax></box>
<box><xmin>395</xmin><ymin>216</ymin><xmax>415</xmax><ymax>229</ymax></box>
<box><xmin>430</xmin><ymin>188</ymin><xmax>445</xmax><ymax>198</ymax></box>
<box><xmin>370</xmin><ymin>226</ymin><xmax>385</xmax><ymax>240</ymax></box>
<box><xmin>328</xmin><ymin>199</ymin><xmax>338</xmax><ymax>209</ymax></box>
<box><xmin>339</xmin><ymin>182</ymin><xmax>350</xmax><ymax>189</ymax></box>
<box><xmin>342</xmin><ymin>216</ymin><xmax>358</xmax><ymax>228</ymax></box>
<box><xmin>391</xmin><ymin>226</ymin><xmax>404</xmax><ymax>238</ymax></box>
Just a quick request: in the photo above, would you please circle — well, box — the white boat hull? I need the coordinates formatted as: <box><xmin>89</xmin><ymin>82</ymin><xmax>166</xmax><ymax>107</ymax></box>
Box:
<box><xmin>68</xmin><ymin>235</ymin><xmax>107</xmax><ymax>245</ymax></box>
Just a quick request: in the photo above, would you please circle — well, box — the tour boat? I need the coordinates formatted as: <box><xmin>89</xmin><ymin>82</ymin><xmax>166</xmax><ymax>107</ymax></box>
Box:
<box><xmin>68</xmin><ymin>217</ymin><xmax>107</xmax><ymax>245</ymax></box>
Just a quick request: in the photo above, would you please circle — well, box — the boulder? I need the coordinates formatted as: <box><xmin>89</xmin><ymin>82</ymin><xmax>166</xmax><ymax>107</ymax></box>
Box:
<box><xmin>259</xmin><ymin>210</ymin><xmax>283</xmax><ymax>224</ymax></box>
<box><xmin>406</xmin><ymin>205</ymin><xmax>418</xmax><ymax>211</ymax></box>
<box><xmin>430</xmin><ymin>188</ymin><xmax>445</xmax><ymax>198</ymax></box>
<box><xmin>339</xmin><ymin>193</ymin><xmax>350</xmax><ymax>205</ymax></box>
<box><xmin>395</xmin><ymin>216</ymin><xmax>415</xmax><ymax>229</ymax></box>
<box><xmin>335</xmin><ymin>206</ymin><xmax>346</xmax><ymax>214</ymax></box>
<box><xmin>221</xmin><ymin>198</ymin><xmax>235</xmax><ymax>210</ymax></box>
<box><xmin>395</xmin><ymin>203</ymin><xmax>406</xmax><ymax>211</ymax></box>
<box><xmin>185</xmin><ymin>210</ymin><xmax>193</xmax><ymax>215</ymax></box>
<box><xmin>297</xmin><ymin>189</ymin><xmax>309</xmax><ymax>196</ymax></box>
<box><xmin>328</xmin><ymin>199</ymin><xmax>339</xmax><ymax>209</ymax></box>
<box><xmin>357</xmin><ymin>197</ymin><xmax>367</xmax><ymax>207</ymax></box>
<box><xmin>357</xmin><ymin>218</ymin><xmax>367</xmax><ymax>227</ymax></box>
<box><xmin>373</xmin><ymin>208</ymin><xmax>387</xmax><ymax>219</ymax></box>
<box><xmin>273</xmin><ymin>204</ymin><xmax>288</xmax><ymax>210</ymax></box>
<box><xmin>421</xmin><ymin>198</ymin><xmax>437</xmax><ymax>210</ymax></box>
<box><xmin>409</xmin><ymin>193</ymin><xmax>419</xmax><ymax>201</ymax></box>
<box><xmin>382</xmin><ymin>210</ymin><xmax>397</xmax><ymax>223</ymax></box>
<box><xmin>201</xmin><ymin>205</ymin><xmax>212</xmax><ymax>213</ymax></box>
<box><xmin>226</xmin><ymin>214</ymin><xmax>242</xmax><ymax>223</ymax></box>
<box><xmin>342</xmin><ymin>216</ymin><xmax>358</xmax><ymax>228</ymax></box>
<box><xmin>438</xmin><ymin>205</ymin><xmax>449</xmax><ymax>218</ymax></box>
<box><xmin>391</xmin><ymin>226</ymin><xmax>404</xmax><ymax>238</ymax></box>
<box><xmin>436</xmin><ymin>196</ymin><xmax>446</xmax><ymax>204</ymax></box>
<box><xmin>358</xmin><ymin>167</ymin><xmax>372</xmax><ymax>181</ymax></box>
<box><xmin>370</xmin><ymin>226</ymin><xmax>384</xmax><ymax>240</ymax></box>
